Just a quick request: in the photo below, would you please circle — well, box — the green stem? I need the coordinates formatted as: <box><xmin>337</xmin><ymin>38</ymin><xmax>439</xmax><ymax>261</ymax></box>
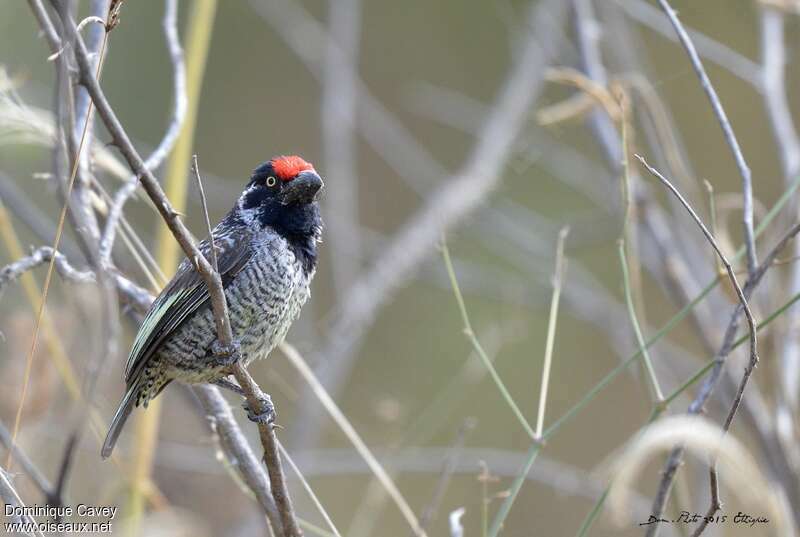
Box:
<box><xmin>442</xmin><ymin>239</ymin><xmax>536</xmax><ymax>439</ymax></box>
<box><xmin>619</xmin><ymin>240</ymin><xmax>665</xmax><ymax>402</ymax></box>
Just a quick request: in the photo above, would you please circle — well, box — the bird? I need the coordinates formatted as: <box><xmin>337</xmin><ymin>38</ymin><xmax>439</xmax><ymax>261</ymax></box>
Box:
<box><xmin>101</xmin><ymin>155</ymin><xmax>324</xmax><ymax>459</ymax></box>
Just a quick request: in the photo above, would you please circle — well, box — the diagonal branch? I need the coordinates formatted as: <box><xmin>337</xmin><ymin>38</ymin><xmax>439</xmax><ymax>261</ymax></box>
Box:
<box><xmin>636</xmin><ymin>155</ymin><xmax>758</xmax><ymax>392</ymax></box>
<box><xmin>53</xmin><ymin>6</ymin><xmax>301</xmax><ymax>537</ymax></box>
<box><xmin>191</xmin><ymin>158</ymin><xmax>301</xmax><ymax>537</ymax></box>
<box><xmin>656</xmin><ymin>0</ymin><xmax>757</xmax><ymax>275</ymax></box>
<box><xmin>122</xmin><ymin>283</ymin><xmax>286</xmax><ymax>535</ymax></box>
<box><xmin>193</xmin><ymin>385</ymin><xmax>284</xmax><ymax>535</ymax></box>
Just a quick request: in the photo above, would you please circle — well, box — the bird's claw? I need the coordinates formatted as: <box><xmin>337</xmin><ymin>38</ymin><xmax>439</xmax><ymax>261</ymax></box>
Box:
<box><xmin>243</xmin><ymin>393</ymin><xmax>276</xmax><ymax>425</ymax></box>
<box><xmin>211</xmin><ymin>339</ymin><xmax>241</xmax><ymax>366</ymax></box>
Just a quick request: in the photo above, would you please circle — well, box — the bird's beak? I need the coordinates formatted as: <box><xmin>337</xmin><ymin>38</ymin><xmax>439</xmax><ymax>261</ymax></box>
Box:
<box><xmin>279</xmin><ymin>170</ymin><xmax>324</xmax><ymax>205</ymax></box>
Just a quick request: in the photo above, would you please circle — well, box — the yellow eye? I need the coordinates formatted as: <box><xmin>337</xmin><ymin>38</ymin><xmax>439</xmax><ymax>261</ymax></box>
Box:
<box><xmin>266</xmin><ymin>176</ymin><xmax>277</xmax><ymax>187</ymax></box>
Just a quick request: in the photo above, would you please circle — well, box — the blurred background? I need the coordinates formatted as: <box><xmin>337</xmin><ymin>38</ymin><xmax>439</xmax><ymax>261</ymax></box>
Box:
<box><xmin>1</xmin><ymin>0</ymin><xmax>799</xmax><ymax>535</ymax></box>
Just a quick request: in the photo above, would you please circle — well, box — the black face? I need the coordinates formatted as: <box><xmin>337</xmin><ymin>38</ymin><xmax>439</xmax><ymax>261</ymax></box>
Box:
<box><xmin>238</xmin><ymin>160</ymin><xmax>324</xmax><ymax>273</ymax></box>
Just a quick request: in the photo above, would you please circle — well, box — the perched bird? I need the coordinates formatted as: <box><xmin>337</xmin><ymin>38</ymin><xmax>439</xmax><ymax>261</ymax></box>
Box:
<box><xmin>102</xmin><ymin>155</ymin><xmax>323</xmax><ymax>458</ymax></box>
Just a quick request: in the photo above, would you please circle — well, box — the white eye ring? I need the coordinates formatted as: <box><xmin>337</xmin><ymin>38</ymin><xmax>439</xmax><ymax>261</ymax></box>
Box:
<box><xmin>266</xmin><ymin>176</ymin><xmax>277</xmax><ymax>187</ymax></box>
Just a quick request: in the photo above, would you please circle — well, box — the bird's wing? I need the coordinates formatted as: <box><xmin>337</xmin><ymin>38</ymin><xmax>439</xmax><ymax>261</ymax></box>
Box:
<box><xmin>124</xmin><ymin>228</ymin><xmax>254</xmax><ymax>384</ymax></box>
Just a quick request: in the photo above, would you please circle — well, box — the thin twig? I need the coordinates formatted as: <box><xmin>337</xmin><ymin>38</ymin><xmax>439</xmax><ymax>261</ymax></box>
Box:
<box><xmin>689</xmin><ymin>468</ymin><xmax>720</xmax><ymax>537</ymax></box>
<box><xmin>656</xmin><ymin>0</ymin><xmax>757</xmax><ymax>274</ymax></box>
<box><xmin>535</xmin><ymin>227</ymin><xmax>569</xmax><ymax>438</ymax></box>
<box><xmin>636</xmin><ymin>155</ymin><xmax>761</xmax><ymax>533</ymax></box>
<box><xmin>636</xmin><ymin>154</ymin><xmax>758</xmax><ymax>389</ymax></box>
<box><xmin>441</xmin><ymin>239</ymin><xmax>536</xmax><ymax>440</ymax></box>
<box><xmin>192</xmin><ymin>155</ymin><xmax>301</xmax><ymax>537</ymax></box>
<box><xmin>55</xmin><ymin>0</ymin><xmax>234</xmax><ymax>374</ymax></box>
<box><xmin>194</xmin><ymin>385</ymin><xmax>283</xmax><ymax>535</ymax></box>
<box><xmin>49</xmin><ymin>433</ymin><xmax>78</xmax><ymax>515</ymax></box>
<box><xmin>645</xmin><ymin>218</ymin><xmax>800</xmax><ymax>534</ymax></box>
<box><xmin>231</xmin><ymin>364</ymin><xmax>302</xmax><ymax>537</ymax></box>
<box><xmin>278</xmin><ymin>440</ymin><xmax>343</xmax><ymax>537</ymax></box>
<box><xmin>618</xmin><ymin>240</ymin><xmax>664</xmax><ymax>402</ymax></box>
<box><xmin>0</xmin><ymin>246</ymin><xmax>95</xmax><ymax>292</ymax></box>
<box><xmin>191</xmin><ymin>155</ymin><xmax>217</xmax><ymax>271</ymax></box>
<box><xmin>617</xmin><ymin>99</ymin><xmax>664</xmax><ymax>403</ymax></box>
<box><xmin>280</xmin><ymin>342</ymin><xmax>428</xmax><ymax>537</ymax></box>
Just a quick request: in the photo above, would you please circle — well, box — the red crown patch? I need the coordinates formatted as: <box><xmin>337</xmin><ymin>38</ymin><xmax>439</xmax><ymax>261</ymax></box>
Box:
<box><xmin>271</xmin><ymin>155</ymin><xmax>314</xmax><ymax>182</ymax></box>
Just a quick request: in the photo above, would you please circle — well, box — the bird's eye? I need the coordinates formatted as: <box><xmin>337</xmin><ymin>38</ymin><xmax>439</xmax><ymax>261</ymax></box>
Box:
<box><xmin>266</xmin><ymin>176</ymin><xmax>277</xmax><ymax>187</ymax></box>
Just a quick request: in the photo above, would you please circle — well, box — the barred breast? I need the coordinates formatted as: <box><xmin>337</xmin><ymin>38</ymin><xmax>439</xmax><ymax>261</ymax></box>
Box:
<box><xmin>157</xmin><ymin>231</ymin><xmax>312</xmax><ymax>384</ymax></box>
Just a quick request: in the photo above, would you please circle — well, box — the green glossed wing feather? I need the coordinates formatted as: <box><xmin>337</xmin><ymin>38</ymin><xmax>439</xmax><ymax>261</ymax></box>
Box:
<box><xmin>124</xmin><ymin>230</ymin><xmax>254</xmax><ymax>385</ymax></box>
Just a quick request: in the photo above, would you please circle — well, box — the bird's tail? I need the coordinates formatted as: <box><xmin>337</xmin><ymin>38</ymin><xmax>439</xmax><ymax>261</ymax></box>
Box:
<box><xmin>101</xmin><ymin>383</ymin><xmax>138</xmax><ymax>459</ymax></box>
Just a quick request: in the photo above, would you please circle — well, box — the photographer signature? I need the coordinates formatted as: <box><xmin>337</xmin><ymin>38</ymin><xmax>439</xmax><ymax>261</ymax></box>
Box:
<box><xmin>640</xmin><ymin>511</ymin><xmax>768</xmax><ymax>527</ymax></box>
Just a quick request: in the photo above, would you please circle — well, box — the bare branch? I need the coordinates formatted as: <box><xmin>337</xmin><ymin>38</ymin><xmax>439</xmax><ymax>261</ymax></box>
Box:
<box><xmin>655</xmin><ymin>0</ymin><xmax>757</xmax><ymax>274</ymax></box>
<box><xmin>121</xmin><ymin>285</ymin><xmax>285</xmax><ymax>534</ymax></box>
<box><xmin>636</xmin><ymin>155</ymin><xmax>758</xmax><ymax>413</ymax></box>
<box><xmin>54</xmin><ymin>3</ymin><xmax>232</xmax><ymax>349</ymax></box>
<box><xmin>194</xmin><ymin>385</ymin><xmax>283</xmax><ymax>535</ymax></box>
<box><xmin>635</xmin><ymin>157</ymin><xmax>800</xmax><ymax>530</ymax></box>
<box><xmin>53</xmin><ymin>6</ymin><xmax>301</xmax><ymax>535</ymax></box>
<box><xmin>690</xmin><ymin>468</ymin><xmax>721</xmax><ymax>537</ymax></box>
<box><xmin>192</xmin><ymin>156</ymin><xmax>301</xmax><ymax>537</ymax></box>
<box><xmin>230</xmin><ymin>365</ymin><xmax>303</xmax><ymax>537</ymax></box>
<box><xmin>0</xmin><ymin>246</ymin><xmax>94</xmax><ymax>292</ymax></box>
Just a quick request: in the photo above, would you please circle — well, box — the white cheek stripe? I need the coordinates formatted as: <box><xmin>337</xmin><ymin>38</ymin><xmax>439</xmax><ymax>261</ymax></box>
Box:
<box><xmin>237</xmin><ymin>187</ymin><xmax>258</xmax><ymax>225</ymax></box>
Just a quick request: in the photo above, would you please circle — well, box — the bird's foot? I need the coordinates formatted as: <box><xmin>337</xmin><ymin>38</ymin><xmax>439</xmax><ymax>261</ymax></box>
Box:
<box><xmin>211</xmin><ymin>339</ymin><xmax>241</xmax><ymax>367</ymax></box>
<box><xmin>213</xmin><ymin>376</ymin><xmax>245</xmax><ymax>397</ymax></box>
<box><xmin>243</xmin><ymin>393</ymin><xmax>276</xmax><ymax>425</ymax></box>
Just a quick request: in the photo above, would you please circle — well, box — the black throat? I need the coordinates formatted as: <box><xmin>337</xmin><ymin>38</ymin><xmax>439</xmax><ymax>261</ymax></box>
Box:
<box><xmin>257</xmin><ymin>201</ymin><xmax>322</xmax><ymax>274</ymax></box>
